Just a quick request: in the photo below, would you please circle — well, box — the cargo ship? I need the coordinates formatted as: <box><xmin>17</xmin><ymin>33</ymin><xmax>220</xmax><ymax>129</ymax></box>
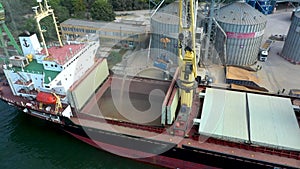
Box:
<box><xmin>0</xmin><ymin>1</ymin><xmax>300</xmax><ymax>169</ymax></box>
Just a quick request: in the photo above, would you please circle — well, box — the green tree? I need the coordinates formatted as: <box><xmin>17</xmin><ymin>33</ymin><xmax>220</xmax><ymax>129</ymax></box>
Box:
<box><xmin>110</xmin><ymin>0</ymin><xmax>128</xmax><ymax>11</ymax></box>
<box><xmin>49</xmin><ymin>0</ymin><xmax>70</xmax><ymax>22</ymax></box>
<box><xmin>21</xmin><ymin>18</ymin><xmax>38</xmax><ymax>34</ymax></box>
<box><xmin>61</xmin><ymin>0</ymin><xmax>74</xmax><ymax>15</ymax></box>
<box><xmin>21</xmin><ymin>0</ymin><xmax>69</xmax><ymax>42</ymax></box>
<box><xmin>90</xmin><ymin>0</ymin><xmax>115</xmax><ymax>21</ymax></box>
<box><xmin>72</xmin><ymin>0</ymin><xmax>86</xmax><ymax>18</ymax></box>
<box><xmin>110</xmin><ymin>0</ymin><xmax>175</xmax><ymax>11</ymax></box>
<box><xmin>84</xmin><ymin>0</ymin><xmax>96</xmax><ymax>9</ymax></box>
<box><xmin>39</xmin><ymin>17</ymin><xmax>59</xmax><ymax>41</ymax></box>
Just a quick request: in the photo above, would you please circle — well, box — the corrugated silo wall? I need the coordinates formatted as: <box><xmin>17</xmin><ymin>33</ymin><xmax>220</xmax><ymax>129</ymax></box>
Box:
<box><xmin>150</xmin><ymin>15</ymin><xmax>178</xmax><ymax>57</ymax></box>
<box><xmin>281</xmin><ymin>14</ymin><xmax>300</xmax><ymax>64</ymax></box>
<box><xmin>151</xmin><ymin>34</ymin><xmax>178</xmax><ymax>54</ymax></box>
<box><xmin>215</xmin><ymin>21</ymin><xmax>266</xmax><ymax>66</ymax></box>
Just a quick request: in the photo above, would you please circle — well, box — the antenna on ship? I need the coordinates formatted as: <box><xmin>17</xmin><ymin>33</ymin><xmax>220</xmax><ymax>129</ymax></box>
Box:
<box><xmin>32</xmin><ymin>0</ymin><xmax>63</xmax><ymax>56</ymax></box>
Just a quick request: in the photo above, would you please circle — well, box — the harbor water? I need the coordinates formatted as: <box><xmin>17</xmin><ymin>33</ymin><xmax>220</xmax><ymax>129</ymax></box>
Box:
<box><xmin>0</xmin><ymin>100</ymin><xmax>162</xmax><ymax>169</ymax></box>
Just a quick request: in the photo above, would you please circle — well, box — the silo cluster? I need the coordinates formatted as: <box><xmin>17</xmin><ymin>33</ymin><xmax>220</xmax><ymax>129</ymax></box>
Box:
<box><xmin>215</xmin><ymin>2</ymin><xmax>267</xmax><ymax>66</ymax></box>
<box><xmin>281</xmin><ymin>12</ymin><xmax>300</xmax><ymax>64</ymax></box>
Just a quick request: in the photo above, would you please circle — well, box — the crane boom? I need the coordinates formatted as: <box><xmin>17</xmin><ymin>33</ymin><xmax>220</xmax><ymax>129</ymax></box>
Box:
<box><xmin>0</xmin><ymin>2</ymin><xmax>23</xmax><ymax>57</ymax></box>
<box><xmin>177</xmin><ymin>0</ymin><xmax>198</xmax><ymax>111</ymax></box>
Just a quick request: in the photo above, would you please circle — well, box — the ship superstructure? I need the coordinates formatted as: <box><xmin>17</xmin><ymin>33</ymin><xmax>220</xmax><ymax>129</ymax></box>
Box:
<box><xmin>0</xmin><ymin>1</ymin><xmax>299</xmax><ymax>169</ymax></box>
<box><xmin>4</xmin><ymin>33</ymin><xmax>98</xmax><ymax>95</ymax></box>
<box><xmin>1</xmin><ymin>0</ymin><xmax>99</xmax><ymax>116</ymax></box>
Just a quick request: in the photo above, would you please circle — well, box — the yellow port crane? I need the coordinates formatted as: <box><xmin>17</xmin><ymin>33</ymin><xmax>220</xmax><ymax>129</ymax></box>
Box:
<box><xmin>177</xmin><ymin>0</ymin><xmax>198</xmax><ymax>112</ymax></box>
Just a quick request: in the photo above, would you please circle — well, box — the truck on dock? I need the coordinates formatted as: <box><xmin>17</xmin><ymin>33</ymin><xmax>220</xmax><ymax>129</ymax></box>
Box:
<box><xmin>259</xmin><ymin>39</ymin><xmax>273</xmax><ymax>62</ymax></box>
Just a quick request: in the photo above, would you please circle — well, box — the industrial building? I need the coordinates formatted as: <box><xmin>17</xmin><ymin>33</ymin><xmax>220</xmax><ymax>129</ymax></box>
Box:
<box><xmin>60</xmin><ymin>19</ymin><xmax>149</xmax><ymax>48</ymax></box>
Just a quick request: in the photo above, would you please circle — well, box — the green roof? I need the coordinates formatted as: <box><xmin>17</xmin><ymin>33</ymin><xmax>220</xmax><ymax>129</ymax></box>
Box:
<box><xmin>11</xmin><ymin>60</ymin><xmax>59</xmax><ymax>84</ymax></box>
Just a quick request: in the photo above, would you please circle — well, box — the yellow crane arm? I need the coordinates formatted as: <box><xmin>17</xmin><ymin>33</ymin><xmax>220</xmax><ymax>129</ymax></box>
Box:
<box><xmin>52</xmin><ymin>92</ymin><xmax>62</xmax><ymax>114</ymax></box>
<box><xmin>177</xmin><ymin>0</ymin><xmax>198</xmax><ymax>110</ymax></box>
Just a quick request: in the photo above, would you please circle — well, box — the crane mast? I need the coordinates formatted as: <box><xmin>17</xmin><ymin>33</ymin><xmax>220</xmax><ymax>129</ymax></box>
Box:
<box><xmin>177</xmin><ymin>0</ymin><xmax>198</xmax><ymax>112</ymax></box>
<box><xmin>32</xmin><ymin>0</ymin><xmax>63</xmax><ymax>56</ymax></box>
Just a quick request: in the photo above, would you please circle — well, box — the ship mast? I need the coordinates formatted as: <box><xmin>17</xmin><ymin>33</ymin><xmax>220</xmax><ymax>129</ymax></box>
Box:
<box><xmin>32</xmin><ymin>0</ymin><xmax>63</xmax><ymax>56</ymax></box>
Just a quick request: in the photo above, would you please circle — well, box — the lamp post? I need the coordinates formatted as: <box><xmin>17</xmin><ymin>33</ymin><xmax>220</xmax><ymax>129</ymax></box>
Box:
<box><xmin>120</xmin><ymin>26</ymin><xmax>122</xmax><ymax>47</ymax></box>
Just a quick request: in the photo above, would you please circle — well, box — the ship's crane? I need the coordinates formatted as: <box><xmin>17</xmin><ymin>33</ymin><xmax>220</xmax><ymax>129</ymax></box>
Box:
<box><xmin>177</xmin><ymin>0</ymin><xmax>198</xmax><ymax>113</ymax></box>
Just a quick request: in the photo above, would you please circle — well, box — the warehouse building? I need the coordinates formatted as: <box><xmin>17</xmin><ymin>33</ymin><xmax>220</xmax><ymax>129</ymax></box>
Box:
<box><xmin>60</xmin><ymin>19</ymin><xmax>149</xmax><ymax>48</ymax></box>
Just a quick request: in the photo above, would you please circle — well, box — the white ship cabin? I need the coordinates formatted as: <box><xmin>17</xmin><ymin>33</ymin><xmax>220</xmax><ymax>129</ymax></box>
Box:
<box><xmin>2</xmin><ymin>32</ymin><xmax>100</xmax><ymax>102</ymax></box>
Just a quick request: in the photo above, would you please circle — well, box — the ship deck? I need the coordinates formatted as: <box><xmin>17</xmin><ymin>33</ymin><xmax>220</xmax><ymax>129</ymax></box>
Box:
<box><xmin>0</xmin><ymin>79</ymin><xmax>67</xmax><ymax>116</ymax></box>
<box><xmin>42</xmin><ymin>43</ymin><xmax>85</xmax><ymax>65</ymax></box>
<box><xmin>200</xmin><ymin>88</ymin><xmax>300</xmax><ymax>151</ymax></box>
<box><xmin>68</xmin><ymin>76</ymin><xmax>300</xmax><ymax>168</ymax></box>
<box><xmin>70</xmin><ymin>103</ymin><xmax>300</xmax><ymax>168</ymax></box>
<box><xmin>0</xmin><ymin>74</ymin><xmax>299</xmax><ymax>168</ymax></box>
<box><xmin>10</xmin><ymin>59</ymin><xmax>59</xmax><ymax>84</ymax></box>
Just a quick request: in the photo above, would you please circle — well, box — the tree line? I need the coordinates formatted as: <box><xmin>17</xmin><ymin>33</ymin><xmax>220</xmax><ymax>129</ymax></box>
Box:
<box><xmin>1</xmin><ymin>0</ymin><xmax>175</xmax><ymax>41</ymax></box>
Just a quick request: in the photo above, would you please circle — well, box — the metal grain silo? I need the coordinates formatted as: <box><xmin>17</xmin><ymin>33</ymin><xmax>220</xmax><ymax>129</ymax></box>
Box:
<box><xmin>281</xmin><ymin>12</ymin><xmax>300</xmax><ymax>64</ymax></box>
<box><xmin>151</xmin><ymin>2</ymin><xmax>179</xmax><ymax>55</ymax></box>
<box><xmin>215</xmin><ymin>2</ymin><xmax>267</xmax><ymax>66</ymax></box>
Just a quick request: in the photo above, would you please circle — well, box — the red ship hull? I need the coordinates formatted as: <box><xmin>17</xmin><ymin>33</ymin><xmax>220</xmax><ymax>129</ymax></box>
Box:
<box><xmin>0</xmin><ymin>78</ymin><xmax>299</xmax><ymax>169</ymax></box>
<box><xmin>66</xmin><ymin>130</ymin><xmax>219</xmax><ymax>169</ymax></box>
